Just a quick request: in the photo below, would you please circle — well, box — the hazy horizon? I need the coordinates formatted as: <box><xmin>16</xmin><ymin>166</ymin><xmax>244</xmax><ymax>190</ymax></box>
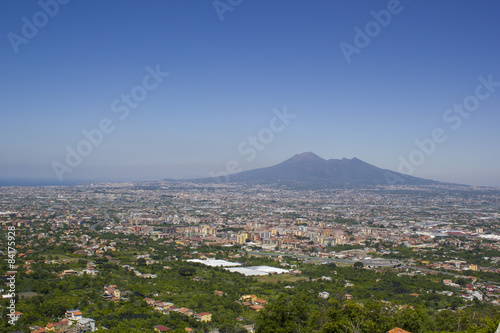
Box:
<box><xmin>1</xmin><ymin>151</ymin><xmax>499</xmax><ymax>188</ymax></box>
<box><xmin>1</xmin><ymin>1</ymin><xmax>499</xmax><ymax>187</ymax></box>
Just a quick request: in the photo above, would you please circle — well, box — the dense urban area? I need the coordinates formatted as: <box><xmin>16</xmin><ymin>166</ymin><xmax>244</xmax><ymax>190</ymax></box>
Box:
<box><xmin>1</xmin><ymin>182</ymin><xmax>500</xmax><ymax>332</ymax></box>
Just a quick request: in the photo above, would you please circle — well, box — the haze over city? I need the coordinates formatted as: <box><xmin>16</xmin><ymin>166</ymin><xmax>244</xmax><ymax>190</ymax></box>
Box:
<box><xmin>1</xmin><ymin>0</ymin><xmax>500</xmax><ymax>186</ymax></box>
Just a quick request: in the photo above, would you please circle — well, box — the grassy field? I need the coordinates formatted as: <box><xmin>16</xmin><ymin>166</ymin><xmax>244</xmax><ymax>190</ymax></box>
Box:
<box><xmin>309</xmin><ymin>260</ymin><xmax>352</xmax><ymax>267</ymax></box>
<box><xmin>18</xmin><ymin>291</ymin><xmax>41</xmax><ymax>299</ymax></box>
<box><xmin>41</xmin><ymin>254</ymin><xmax>82</xmax><ymax>263</ymax></box>
<box><xmin>255</xmin><ymin>274</ymin><xmax>306</xmax><ymax>284</ymax></box>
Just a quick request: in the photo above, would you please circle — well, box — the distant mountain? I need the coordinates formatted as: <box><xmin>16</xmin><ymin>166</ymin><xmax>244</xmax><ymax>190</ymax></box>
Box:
<box><xmin>194</xmin><ymin>152</ymin><xmax>448</xmax><ymax>188</ymax></box>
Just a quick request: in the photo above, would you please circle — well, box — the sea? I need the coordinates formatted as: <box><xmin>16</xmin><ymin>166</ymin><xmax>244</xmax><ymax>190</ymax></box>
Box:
<box><xmin>0</xmin><ymin>178</ymin><xmax>86</xmax><ymax>186</ymax></box>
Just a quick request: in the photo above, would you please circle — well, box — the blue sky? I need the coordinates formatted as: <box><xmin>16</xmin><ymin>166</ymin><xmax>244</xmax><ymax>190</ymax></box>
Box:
<box><xmin>1</xmin><ymin>0</ymin><xmax>499</xmax><ymax>186</ymax></box>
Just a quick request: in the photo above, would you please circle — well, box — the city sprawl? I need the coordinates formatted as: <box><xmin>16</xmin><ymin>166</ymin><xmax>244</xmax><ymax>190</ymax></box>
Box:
<box><xmin>1</xmin><ymin>182</ymin><xmax>499</xmax><ymax>332</ymax></box>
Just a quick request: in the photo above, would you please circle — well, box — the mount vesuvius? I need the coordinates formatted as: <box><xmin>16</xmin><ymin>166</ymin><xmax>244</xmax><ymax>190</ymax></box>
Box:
<box><xmin>195</xmin><ymin>152</ymin><xmax>450</xmax><ymax>188</ymax></box>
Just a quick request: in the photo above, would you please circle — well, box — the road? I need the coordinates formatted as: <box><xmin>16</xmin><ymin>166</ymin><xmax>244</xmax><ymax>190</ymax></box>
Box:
<box><xmin>246</xmin><ymin>251</ymin><xmax>499</xmax><ymax>285</ymax></box>
<box><xmin>403</xmin><ymin>265</ymin><xmax>500</xmax><ymax>286</ymax></box>
<box><xmin>90</xmin><ymin>207</ymin><xmax>110</xmax><ymax>232</ymax></box>
<box><xmin>246</xmin><ymin>251</ymin><xmax>402</xmax><ymax>267</ymax></box>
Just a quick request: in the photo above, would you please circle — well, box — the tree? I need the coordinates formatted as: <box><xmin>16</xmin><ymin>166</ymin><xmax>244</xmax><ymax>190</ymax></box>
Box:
<box><xmin>353</xmin><ymin>262</ymin><xmax>364</xmax><ymax>269</ymax></box>
<box><xmin>255</xmin><ymin>293</ymin><xmax>311</xmax><ymax>333</ymax></box>
<box><xmin>322</xmin><ymin>300</ymin><xmax>396</xmax><ymax>333</ymax></box>
<box><xmin>455</xmin><ymin>277</ymin><xmax>469</xmax><ymax>287</ymax></box>
<box><xmin>137</xmin><ymin>258</ymin><xmax>147</xmax><ymax>266</ymax></box>
<box><xmin>178</xmin><ymin>267</ymin><xmax>196</xmax><ymax>276</ymax></box>
<box><xmin>95</xmin><ymin>257</ymin><xmax>108</xmax><ymax>265</ymax></box>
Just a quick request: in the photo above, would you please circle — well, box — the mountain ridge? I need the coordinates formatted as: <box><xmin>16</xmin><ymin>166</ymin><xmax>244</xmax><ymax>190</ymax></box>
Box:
<box><xmin>178</xmin><ymin>152</ymin><xmax>457</xmax><ymax>188</ymax></box>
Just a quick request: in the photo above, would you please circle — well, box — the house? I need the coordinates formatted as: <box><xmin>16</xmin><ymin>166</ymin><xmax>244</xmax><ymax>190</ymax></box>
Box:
<box><xmin>153</xmin><ymin>301</ymin><xmax>164</xmax><ymax>308</ymax></box>
<box><xmin>345</xmin><ymin>294</ymin><xmax>353</xmax><ymax>300</ymax></box>
<box><xmin>318</xmin><ymin>291</ymin><xmax>330</xmax><ymax>299</ymax></box>
<box><xmin>214</xmin><ymin>290</ymin><xmax>224</xmax><ymax>296</ymax></box>
<box><xmin>102</xmin><ymin>293</ymin><xmax>113</xmax><ymax>300</ymax></box>
<box><xmin>83</xmin><ymin>268</ymin><xmax>100</xmax><ymax>276</ymax></box>
<box><xmin>178</xmin><ymin>307</ymin><xmax>194</xmax><ymax>316</ymax></box>
<box><xmin>32</xmin><ymin>329</ymin><xmax>47</xmax><ymax>333</ymax></box>
<box><xmin>241</xmin><ymin>295</ymin><xmax>257</xmax><ymax>303</ymax></box>
<box><xmin>387</xmin><ymin>328</ymin><xmax>411</xmax><ymax>333</ymax></box>
<box><xmin>162</xmin><ymin>302</ymin><xmax>174</xmax><ymax>310</ymax></box>
<box><xmin>249</xmin><ymin>305</ymin><xmax>264</xmax><ymax>311</ymax></box>
<box><xmin>7</xmin><ymin>311</ymin><xmax>23</xmax><ymax>322</ymax></box>
<box><xmin>65</xmin><ymin>309</ymin><xmax>83</xmax><ymax>320</ymax></box>
<box><xmin>243</xmin><ymin>324</ymin><xmax>255</xmax><ymax>332</ymax></box>
<box><xmin>77</xmin><ymin>318</ymin><xmax>96</xmax><ymax>332</ymax></box>
<box><xmin>254</xmin><ymin>298</ymin><xmax>267</xmax><ymax>305</ymax></box>
<box><xmin>103</xmin><ymin>285</ymin><xmax>122</xmax><ymax>301</ymax></box>
<box><xmin>45</xmin><ymin>319</ymin><xmax>70</xmax><ymax>331</ymax></box>
<box><xmin>28</xmin><ymin>325</ymin><xmax>46</xmax><ymax>333</ymax></box>
<box><xmin>141</xmin><ymin>273</ymin><xmax>157</xmax><ymax>278</ymax></box>
<box><xmin>154</xmin><ymin>325</ymin><xmax>171</xmax><ymax>332</ymax></box>
<box><xmin>70</xmin><ymin>311</ymin><xmax>83</xmax><ymax>320</ymax></box>
<box><xmin>195</xmin><ymin>312</ymin><xmax>212</xmax><ymax>322</ymax></box>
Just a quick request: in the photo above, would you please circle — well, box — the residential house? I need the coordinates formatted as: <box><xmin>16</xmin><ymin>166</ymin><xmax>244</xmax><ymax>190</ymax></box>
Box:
<box><xmin>241</xmin><ymin>295</ymin><xmax>257</xmax><ymax>303</ymax></box>
<box><xmin>243</xmin><ymin>324</ymin><xmax>255</xmax><ymax>332</ymax></box>
<box><xmin>28</xmin><ymin>325</ymin><xmax>46</xmax><ymax>333</ymax></box>
<box><xmin>249</xmin><ymin>305</ymin><xmax>264</xmax><ymax>311</ymax></box>
<box><xmin>77</xmin><ymin>318</ymin><xmax>96</xmax><ymax>332</ymax></box>
<box><xmin>387</xmin><ymin>328</ymin><xmax>411</xmax><ymax>333</ymax></box>
<box><xmin>318</xmin><ymin>291</ymin><xmax>330</xmax><ymax>299</ymax></box>
<box><xmin>45</xmin><ymin>319</ymin><xmax>70</xmax><ymax>331</ymax></box>
<box><xmin>178</xmin><ymin>308</ymin><xmax>194</xmax><ymax>316</ymax></box>
<box><xmin>195</xmin><ymin>312</ymin><xmax>212</xmax><ymax>322</ymax></box>
<box><xmin>82</xmin><ymin>268</ymin><xmax>100</xmax><ymax>276</ymax></box>
<box><xmin>254</xmin><ymin>299</ymin><xmax>267</xmax><ymax>306</ymax></box>
<box><xmin>7</xmin><ymin>311</ymin><xmax>23</xmax><ymax>322</ymax></box>
<box><xmin>65</xmin><ymin>309</ymin><xmax>83</xmax><ymax>320</ymax></box>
